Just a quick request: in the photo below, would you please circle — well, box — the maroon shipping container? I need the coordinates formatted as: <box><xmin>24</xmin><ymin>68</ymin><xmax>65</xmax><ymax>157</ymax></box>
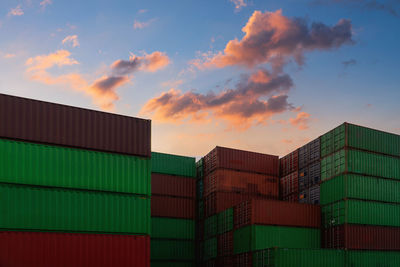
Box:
<box><xmin>280</xmin><ymin>172</ymin><xmax>298</xmax><ymax>197</ymax></box>
<box><xmin>217</xmin><ymin>256</ymin><xmax>234</xmax><ymax>267</ymax></box>
<box><xmin>152</xmin><ymin>173</ymin><xmax>195</xmax><ymax>198</ymax></box>
<box><xmin>0</xmin><ymin>231</ymin><xmax>150</xmax><ymax>267</ymax></box>
<box><xmin>279</xmin><ymin>149</ymin><xmax>299</xmax><ymax>177</ymax></box>
<box><xmin>234</xmin><ymin>253</ymin><xmax>252</xmax><ymax>267</ymax></box>
<box><xmin>151</xmin><ymin>195</ymin><xmax>195</xmax><ymax>219</ymax></box>
<box><xmin>203</xmin><ymin>147</ymin><xmax>279</xmax><ymax>176</ymax></box>
<box><xmin>203</xmin><ymin>169</ymin><xmax>279</xmax><ymax>198</ymax></box>
<box><xmin>323</xmin><ymin>224</ymin><xmax>400</xmax><ymax>250</ymax></box>
<box><xmin>282</xmin><ymin>192</ymin><xmax>299</xmax><ymax>202</ymax></box>
<box><xmin>233</xmin><ymin>199</ymin><xmax>320</xmax><ymax>229</ymax></box>
<box><xmin>204</xmin><ymin>192</ymin><xmax>277</xmax><ymax>218</ymax></box>
<box><xmin>218</xmin><ymin>231</ymin><xmax>233</xmax><ymax>257</ymax></box>
<box><xmin>0</xmin><ymin>93</ymin><xmax>151</xmax><ymax>157</ymax></box>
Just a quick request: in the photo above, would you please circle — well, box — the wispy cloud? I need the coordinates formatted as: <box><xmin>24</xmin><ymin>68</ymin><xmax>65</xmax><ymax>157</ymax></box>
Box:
<box><xmin>62</xmin><ymin>35</ymin><xmax>80</xmax><ymax>48</ymax></box>
<box><xmin>8</xmin><ymin>5</ymin><xmax>24</xmax><ymax>16</ymax></box>
<box><xmin>289</xmin><ymin>112</ymin><xmax>311</xmax><ymax>130</ymax></box>
<box><xmin>230</xmin><ymin>0</ymin><xmax>247</xmax><ymax>11</ymax></box>
<box><xmin>138</xmin><ymin>9</ymin><xmax>148</xmax><ymax>14</ymax></box>
<box><xmin>40</xmin><ymin>0</ymin><xmax>53</xmax><ymax>9</ymax></box>
<box><xmin>133</xmin><ymin>18</ymin><xmax>156</xmax><ymax>29</ymax></box>
<box><xmin>4</xmin><ymin>53</ymin><xmax>16</xmax><ymax>58</ymax></box>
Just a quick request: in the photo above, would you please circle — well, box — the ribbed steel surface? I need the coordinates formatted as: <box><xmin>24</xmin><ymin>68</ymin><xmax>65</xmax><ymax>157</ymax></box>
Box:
<box><xmin>204</xmin><ymin>214</ymin><xmax>217</xmax><ymax>239</ymax></box>
<box><xmin>299</xmin><ymin>161</ymin><xmax>320</xmax><ymax>191</ymax></box>
<box><xmin>279</xmin><ymin>149</ymin><xmax>298</xmax><ymax>177</ymax></box>
<box><xmin>151</xmin><ymin>261</ymin><xmax>195</xmax><ymax>267</ymax></box>
<box><xmin>298</xmin><ymin>138</ymin><xmax>320</xmax><ymax>169</ymax></box>
<box><xmin>151</xmin><ymin>152</ymin><xmax>196</xmax><ymax>177</ymax></box>
<box><xmin>152</xmin><ymin>173</ymin><xmax>196</xmax><ymax>198</ymax></box>
<box><xmin>151</xmin><ymin>239</ymin><xmax>195</xmax><ymax>261</ymax></box>
<box><xmin>0</xmin><ymin>231</ymin><xmax>150</xmax><ymax>267</ymax></box>
<box><xmin>203</xmin><ymin>237</ymin><xmax>217</xmax><ymax>261</ymax></box>
<box><xmin>151</xmin><ymin>217</ymin><xmax>195</xmax><ymax>240</ymax></box>
<box><xmin>299</xmin><ymin>184</ymin><xmax>320</xmax><ymax>205</ymax></box>
<box><xmin>151</xmin><ymin>195</ymin><xmax>195</xmax><ymax>219</ymax></box>
<box><xmin>217</xmin><ymin>208</ymin><xmax>233</xmax><ymax>234</ymax></box>
<box><xmin>217</xmin><ymin>231</ymin><xmax>233</xmax><ymax>257</ymax></box>
<box><xmin>0</xmin><ymin>93</ymin><xmax>151</xmax><ymax>157</ymax></box>
<box><xmin>279</xmin><ymin>172</ymin><xmax>298</xmax><ymax>197</ymax></box>
<box><xmin>0</xmin><ymin>183</ymin><xmax>151</xmax><ymax>234</ymax></box>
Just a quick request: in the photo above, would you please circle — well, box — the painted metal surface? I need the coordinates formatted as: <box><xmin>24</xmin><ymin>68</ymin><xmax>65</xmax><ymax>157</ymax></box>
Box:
<box><xmin>298</xmin><ymin>138</ymin><xmax>320</xmax><ymax>169</ymax></box>
<box><xmin>0</xmin><ymin>231</ymin><xmax>150</xmax><ymax>267</ymax></box>
<box><xmin>279</xmin><ymin>172</ymin><xmax>298</xmax><ymax>197</ymax></box>
<box><xmin>151</xmin><ymin>261</ymin><xmax>195</xmax><ymax>267</ymax></box>
<box><xmin>217</xmin><ymin>231</ymin><xmax>233</xmax><ymax>257</ymax></box>
<box><xmin>203</xmin><ymin>237</ymin><xmax>217</xmax><ymax>261</ymax></box>
<box><xmin>151</xmin><ymin>195</ymin><xmax>195</xmax><ymax>219</ymax></box>
<box><xmin>299</xmin><ymin>184</ymin><xmax>320</xmax><ymax>205</ymax></box>
<box><xmin>151</xmin><ymin>152</ymin><xmax>196</xmax><ymax>177</ymax></box>
<box><xmin>346</xmin><ymin>250</ymin><xmax>400</xmax><ymax>267</ymax></box>
<box><xmin>151</xmin><ymin>217</ymin><xmax>195</xmax><ymax>240</ymax></box>
<box><xmin>217</xmin><ymin>208</ymin><xmax>233</xmax><ymax>234</ymax></box>
<box><xmin>279</xmin><ymin>149</ymin><xmax>298</xmax><ymax>177</ymax></box>
<box><xmin>0</xmin><ymin>93</ymin><xmax>151</xmax><ymax>157</ymax></box>
<box><xmin>299</xmin><ymin>161</ymin><xmax>320</xmax><ymax>191</ymax></box>
<box><xmin>151</xmin><ymin>239</ymin><xmax>195</xmax><ymax>261</ymax></box>
<box><xmin>0</xmin><ymin>138</ymin><xmax>151</xmax><ymax>195</ymax></box>
<box><xmin>151</xmin><ymin>173</ymin><xmax>195</xmax><ymax>198</ymax></box>
<box><xmin>204</xmin><ymin>214</ymin><xmax>217</xmax><ymax>239</ymax></box>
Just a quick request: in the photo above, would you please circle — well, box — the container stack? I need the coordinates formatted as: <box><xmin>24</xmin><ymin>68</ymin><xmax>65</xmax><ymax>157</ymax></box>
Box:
<box><xmin>320</xmin><ymin>123</ymin><xmax>400</xmax><ymax>251</ymax></box>
<box><xmin>200</xmin><ymin>147</ymin><xmax>280</xmax><ymax>266</ymax></box>
<box><xmin>151</xmin><ymin>152</ymin><xmax>197</xmax><ymax>267</ymax></box>
<box><xmin>279</xmin><ymin>149</ymin><xmax>299</xmax><ymax>202</ymax></box>
<box><xmin>298</xmin><ymin>138</ymin><xmax>321</xmax><ymax>204</ymax></box>
<box><xmin>196</xmin><ymin>158</ymin><xmax>205</xmax><ymax>267</ymax></box>
<box><xmin>0</xmin><ymin>93</ymin><xmax>152</xmax><ymax>267</ymax></box>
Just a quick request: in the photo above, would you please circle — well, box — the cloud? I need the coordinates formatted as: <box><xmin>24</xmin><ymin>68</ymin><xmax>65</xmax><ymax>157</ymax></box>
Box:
<box><xmin>26</xmin><ymin>50</ymin><xmax>79</xmax><ymax>72</ymax></box>
<box><xmin>313</xmin><ymin>0</ymin><xmax>399</xmax><ymax>17</ymax></box>
<box><xmin>4</xmin><ymin>53</ymin><xmax>16</xmax><ymax>58</ymax></box>
<box><xmin>133</xmin><ymin>18</ymin><xmax>156</xmax><ymax>29</ymax></box>
<box><xmin>112</xmin><ymin>51</ymin><xmax>170</xmax><ymax>74</ymax></box>
<box><xmin>40</xmin><ymin>0</ymin><xmax>52</xmax><ymax>9</ymax></box>
<box><xmin>230</xmin><ymin>0</ymin><xmax>247</xmax><ymax>11</ymax></box>
<box><xmin>62</xmin><ymin>35</ymin><xmax>80</xmax><ymax>48</ymax></box>
<box><xmin>138</xmin><ymin>9</ymin><xmax>148</xmax><ymax>14</ymax></box>
<box><xmin>8</xmin><ymin>5</ymin><xmax>24</xmax><ymax>16</ymax></box>
<box><xmin>289</xmin><ymin>111</ymin><xmax>311</xmax><ymax>130</ymax></box>
<box><xmin>342</xmin><ymin>59</ymin><xmax>357</xmax><ymax>67</ymax></box>
<box><xmin>202</xmin><ymin>10</ymin><xmax>353</xmax><ymax>70</ymax></box>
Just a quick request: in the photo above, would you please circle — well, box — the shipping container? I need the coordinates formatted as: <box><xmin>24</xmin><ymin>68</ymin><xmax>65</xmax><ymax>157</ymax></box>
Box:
<box><xmin>0</xmin><ymin>138</ymin><xmax>151</xmax><ymax>195</ymax></box>
<box><xmin>0</xmin><ymin>231</ymin><xmax>150</xmax><ymax>267</ymax></box>
<box><xmin>322</xmin><ymin>224</ymin><xmax>400</xmax><ymax>250</ymax></box>
<box><xmin>321</xmin><ymin>148</ymin><xmax>400</xmax><ymax>181</ymax></box>
<box><xmin>233</xmin><ymin>225</ymin><xmax>320</xmax><ymax>254</ymax></box>
<box><xmin>0</xmin><ymin>183</ymin><xmax>150</xmax><ymax>234</ymax></box>
<box><xmin>234</xmin><ymin>252</ymin><xmax>252</xmax><ymax>267</ymax></box>
<box><xmin>216</xmin><ymin>256</ymin><xmax>234</xmax><ymax>267</ymax></box>
<box><xmin>346</xmin><ymin>250</ymin><xmax>400</xmax><ymax>267</ymax></box>
<box><xmin>197</xmin><ymin>178</ymin><xmax>203</xmax><ymax>200</ymax></box>
<box><xmin>233</xmin><ymin>199</ymin><xmax>320</xmax><ymax>229</ymax></box>
<box><xmin>197</xmin><ymin>158</ymin><xmax>204</xmax><ymax>179</ymax></box>
<box><xmin>198</xmin><ymin>200</ymin><xmax>204</xmax><ymax>220</ymax></box>
<box><xmin>279</xmin><ymin>172</ymin><xmax>298</xmax><ymax>197</ymax></box>
<box><xmin>151</xmin><ymin>195</ymin><xmax>195</xmax><ymax>219</ymax></box>
<box><xmin>217</xmin><ymin>231</ymin><xmax>233</xmax><ymax>257</ymax></box>
<box><xmin>204</xmin><ymin>215</ymin><xmax>217</xmax><ymax>239</ymax></box>
<box><xmin>298</xmin><ymin>161</ymin><xmax>320</xmax><ymax>191</ymax></box>
<box><xmin>298</xmin><ymin>184</ymin><xmax>320</xmax><ymax>205</ymax></box>
<box><xmin>0</xmin><ymin>93</ymin><xmax>151</xmax><ymax>157</ymax></box>
<box><xmin>321</xmin><ymin>122</ymin><xmax>400</xmax><ymax>158</ymax></box>
<box><xmin>322</xmin><ymin>199</ymin><xmax>400</xmax><ymax>227</ymax></box>
<box><xmin>203</xmin><ymin>147</ymin><xmax>279</xmax><ymax>176</ymax></box>
<box><xmin>152</xmin><ymin>152</ymin><xmax>196</xmax><ymax>178</ymax></box>
<box><xmin>299</xmin><ymin>138</ymin><xmax>320</xmax><ymax>169</ymax></box>
<box><xmin>151</xmin><ymin>173</ymin><xmax>195</xmax><ymax>198</ymax></box>
<box><xmin>151</xmin><ymin>261</ymin><xmax>195</xmax><ymax>267</ymax></box>
<box><xmin>282</xmin><ymin>192</ymin><xmax>299</xmax><ymax>202</ymax></box>
<box><xmin>150</xmin><ymin>239</ymin><xmax>195</xmax><ymax>261</ymax></box>
<box><xmin>151</xmin><ymin>217</ymin><xmax>195</xmax><ymax>240</ymax></box>
<box><xmin>320</xmin><ymin>174</ymin><xmax>400</xmax><ymax>205</ymax></box>
<box><xmin>279</xmin><ymin>149</ymin><xmax>298</xmax><ymax>177</ymax></box>
<box><xmin>203</xmin><ymin>169</ymin><xmax>279</xmax><ymax>197</ymax></box>
<box><xmin>217</xmin><ymin>208</ymin><xmax>233</xmax><ymax>234</ymax></box>
<box><xmin>204</xmin><ymin>237</ymin><xmax>217</xmax><ymax>260</ymax></box>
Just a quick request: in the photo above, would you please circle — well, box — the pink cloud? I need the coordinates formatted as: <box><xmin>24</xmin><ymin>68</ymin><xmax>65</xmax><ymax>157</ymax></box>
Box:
<box><xmin>230</xmin><ymin>0</ymin><xmax>247</xmax><ymax>10</ymax></box>
<box><xmin>62</xmin><ymin>35</ymin><xmax>80</xmax><ymax>48</ymax></box>
<box><xmin>289</xmin><ymin>112</ymin><xmax>311</xmax><ymax>130</ymax></box>
<box><xmin>133</xmin><ymin>18</ymin><xmax>156</xmax><ymax>29</ymax></box>
<box><xmin>8</xmin><ymin>5</ymin><xmax>24</xmax><ymax>16</ymax></box>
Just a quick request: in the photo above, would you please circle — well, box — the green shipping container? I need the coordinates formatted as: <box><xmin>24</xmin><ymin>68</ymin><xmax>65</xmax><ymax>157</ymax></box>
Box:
<box><xmin>233</xmin><ymin>225</ymin><xmax>320</xmax><ymax>254</ymax></box>
<box><xmin>252</xmin><ymin>248</ymin><xmax>345</xmax><ymax>267</ymax></box>
<box><xmin>322</xmin><ymin>199</ymin><xmax>400</xmax><ymax>227</ymax></box>
<box><xmin>217</xmin><ymin>208</ymin><xmax>233</xmax><ymax>234</ymax></box>
<box><xmin>204</xmin><ymin>214</ymin><xmax>217</xmax><ymax>239</ymax></box>
<box><xmin>0</xmin><ymin>183</ymin><xmax>150</xmax><ymax>234</ymax></box>
<box><xmin>321</xmin><ymin>123</ymin><xmax>400</xmax><ymax>158</ymax></box>
<box><xmin>321</xmin><ymin>174</ymin><xmax>400</xmax><ymax>205</ymax></box>
<box><xmin>151</xmin><ymin>261</ymin><xmax>195</xmax><ymax>267</ymax></box>
<box><xmin>321</xmin><ymin>148</ymin><xmax>400</xmax><ymax>181</ymax></box>
<box><xmin>0</xmin><ymin>138</ymin><xmax>150</xmax><ymax>195</ymax></box>
<box><xmin>203</xmin><ymin>237</ymin><xmax>217</xmax><ymax>261</ymax></box>
<box><xmin>150</xmin><ymin>239</ymin><xmax>195</xmax><ymax>261</ymax></box>
<box><xmin>347</xmin><ymin>250</ymin><xmax>400</xmax><ymax>267</ymax></box>
<box><xmin>151</xmin><ymin>217</ymin><xmax>195</xmax><ymax>240</ymax></box>
<box><xmin>152</xmin><ymin>152</ymin><xmax>196</xmax><ymax>177</ymax></box>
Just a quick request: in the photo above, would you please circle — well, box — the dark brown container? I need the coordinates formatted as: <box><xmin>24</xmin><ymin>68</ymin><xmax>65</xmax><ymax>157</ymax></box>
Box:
<box><xmin>151</xmin><ymin>195</ymin><xmax>195</xmax><ymax>219</ymax></box>
<box><xmin>203</xmin><ymin>169</ymin><xmax>279</xmax><ymax>198</ymax></box>
<box><xmin>152</xmin><ymin>173</ymin><xmax>196</xmax><ymax>198</ymax></box>
<box><xmin>218</xmin><ymin>231</ymin><xmax>233</xmax><ymax>257</ymax></box>
<box><xmin>234</xmin><ymin>199</ymin><xmax>320</xmax><ymax>229</ymax></box>
<box><xmin>217</xmin><ymin>256</ymin><xmax>234</xmax><ymax>267</ymax></box>
<box><xmin>280</xmin><ymin>172</ymin><xmax>299</xmax><ymax>197</ymax></box>
<box><xmin>279</xmin><ymin>149</ymin><xmax>299</xmax><ymax>177</ymax></box>
<box><xmin>322</xmin><ymin>224</ymin><xmax>400</xmax><ymax>250</ymax></box>
<box><xmin>203</xmin><ymin>147</ymin><xmax>279</xmax><ymax>176</ymax></box>
<box><xmin>204</xmin><ymin>192</ymin><xmax>277</xmax><ymax>218</ymax></box>
<box><xmin>0</xmin><ymin>93</ymin><xmax>151</xmax><ymax>157</ymax></box>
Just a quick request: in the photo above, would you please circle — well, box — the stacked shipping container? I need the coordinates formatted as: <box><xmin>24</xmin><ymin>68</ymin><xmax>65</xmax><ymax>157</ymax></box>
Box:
<box><xmin>279</xmin><ymin>149</ymin><xmax>299</xmax><ymax>202</ymax></box>
<box><xmin>151</xmin><ymin>152</ymin><xmax>196</xmax><ymax>266</ymax></box>
<box><xmin>0</xmin><ymin>93</ymin><xmax>151</xmax><ymax>266</ymax></box>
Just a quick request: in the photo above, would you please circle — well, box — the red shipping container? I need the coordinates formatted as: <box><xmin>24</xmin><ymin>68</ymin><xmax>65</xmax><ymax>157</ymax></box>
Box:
<box><xmin>217</xmin><ymin>256</ymin><xmax>234</xmax><ymax>267</ymax></box>
<box><xmin>322</xmin><ymin>224</ymin><xmax>400</xmax><ymax>250</ymax></box>
<box><xmin>151</xmin><ymin>195</ymin><xmax>195</xmax><ymax>219</ymax></box>
<box><xmin>279</xmin><ymin>149</ymin><xmax>299</xmax><ymax>177</ymax></box>
<box><xmin>280</xmin><ymin>172</ymin><xmax>298</xmax><ymax>197</ymax></box>
<box><xmin>218</xmin><ymin>231</ymin><xmax>233</xmax><ymax>257</ymax></box>
<box><xmin>233</xmin><ymin>199</ymin><xmax>320</xmax><ymax>229</ymax></box>
<box><xmin>234</xmin><ymin>252</ymin><xmax>252</xmax><ymax>267</ymax></box>
<box><xmin>0</xmin><ymin>93</ymin><xmax>151</xmax><ymax>158</ymax></box>
<box><xmin>204</xmin><ymin>192</ymin><xmax>277</xmax><ymax>218</ymax></box>
<box><xmin>203</xmin><ymin>169</ymin><xmax>279</xmax><ymax>198</ymax></box>
<box><xmin>0</xmin><ymin>231</ymin><xmax>149</xmax><ymax>267</ymax></box>
<box><xmin>282</xmin><ymin>192</ymin><xmax>299</xmax><ymax>202</ymax></box>
<box><xmin>152</xmin><ymin>173</ymin><xmax>195</xmax><ymax>198</ymax></box>
<box><xmin>203</xmin><ymin>147</ymin><xmax>279</xmax><ymax>176</ymax></box>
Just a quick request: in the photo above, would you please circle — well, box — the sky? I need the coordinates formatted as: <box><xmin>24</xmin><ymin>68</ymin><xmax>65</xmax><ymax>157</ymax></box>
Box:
<box><xmin>1</xmin><ymin>0</ymin><xmax>399</xmax><ymax>157</ymax></box>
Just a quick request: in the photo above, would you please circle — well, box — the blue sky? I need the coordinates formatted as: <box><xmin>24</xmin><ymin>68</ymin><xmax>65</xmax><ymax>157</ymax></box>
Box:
<box><xmin>1</xmin><ymin>0</ymin><xmax>399</xmax><ymax>156</ymax></box>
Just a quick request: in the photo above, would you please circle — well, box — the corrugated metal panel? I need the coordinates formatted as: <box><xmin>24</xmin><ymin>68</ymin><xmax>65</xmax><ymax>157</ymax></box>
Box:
<box><xmin>203</xmin><ymin>169</ymin><xmax>279</xmax><ymax>197</ymax></box>
<box><xmin>279</xmin><ymin>149</ymin><xmax>298</xmax><ymax>177</ymax></box>
<box><xmin>217</xmin><ymin>231</ymin><xmax>233</xmax><ymax>257</ymax></box>
<box><xmin>233</xmin><ymin>199</ymin><xmax>320</xmax><ymax>229</ymax></box>
<box><xmin>279</xmin><ymin>172</ymin><xmax>298</xmax><ymax>197</ymax></box>
<box><xmin>234</xmin><ymin>252</ymin><xmax>252</xmax><ymax>267</ymax></box>
<box><xmin>151</xmin><ymin>152</ymin><xmax>196</xmax><ymax>177</ymax></box>
<box><xmin>0</xmin><ymin>231</ymin><xmax>150</xmax><ymax>267</ymax></box>
<box><xmin>150</xmin><ymin>239</ymin><xmax>195</xmax><ymax>261</ymax></box>
<box><xmin>151</xmin><ymin>173</ymin><xmax>195</xmax><ymax>198</ymax></box>
<box><xmin>217</xmin><ymin>208</ymin><xmax>233</xmax><ymax>234</ymax></box>
<box><xmin>320</xmin><ymin>123</ymin><xmax>346</xmax><ymax>158</ymax></box>
<box><xmin>0</xmin><ymin>93</ymin><xmax>151</xmax><ymax>157</ymax></box>
<box><xmin>196</xmin><ymin>178</ymin><xmax>203</xmax><ymax>200</ymax></box>
<box><xmin>298</xmin><ymin>138</ymin><xmax>320</xmax><ymax>169</ymax></box>
<box><xmin>151</xmin><ymin>195</ymin><xmax>195</xmax><ymax>219</ymax></box>
<box><xmin>320</xmin><ymin>174</ymin><xmax>400</xmax><ymax>205</ymax></box>
<box><xmin>299</xmin><ymin>161</ymin><xmax>320</xmax><ymax>191</ymax></box>
<box><xmin>204</xmin><ymin>214</ymin><xmax>218</xmax><ymax>239</ymax></box>
<box><xmin>322</xmin><ymin>224</ymin><xmax>400</xmax><ymax>250</ymax></box>
<box><xmin>321</xmin><ymin>148</ymin><xmax>400</xmax><ymax>181</ymax></box>
<box><xmin>299</xmin><ymin>184</ymin><xmax>320</xmax><ymax>205</ymax></box>
<box><xmin>346</xmin><ymin>250</ymin><xmax>400</xmax><ymax>267</ymax></box>
<box><xmin>282</xmin><ymin>192</ymin><xmax>298</xmax><ymax>202</ymax></box>
<box><xmin>196</xmin><ymin>158</ymin><xmax>204</xmax><ymax>179</ymax></box>
<box><xmin>0</xmin><ymin>138</ymin><xmax>151</xmax><ymax>195</ymax></box>
<box><xmin>151</xmin><ymin>261</ymin><xmax>195</xmax><ymax>267</ymax></box>
<box><xmin>322</xmin><ymin>199</ymin><xmax>400</xmax><ymax>227</ymax></box>
<box><xmin>0</xmin><ymin>183</ymin><xmax>150</xmax><ymax>234</ymax></box>
<box><xmin>151</xmin><ymin>217</ymin><xmax>195</xmax><ymax>240</ymax></box>
<box><xmin>233</xmin><ymin>225</ymin><xmax>320</xmax><ymax>254</ymax></box>
<box><xmin>203</xmin><ymin>146</ymin><xmax>279</xmax><ymax>176</ymax></box>
<box><xmin>203</xmin><ymin>237</ymin><xmax>217</xmax><ymax>260</ymax></box>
